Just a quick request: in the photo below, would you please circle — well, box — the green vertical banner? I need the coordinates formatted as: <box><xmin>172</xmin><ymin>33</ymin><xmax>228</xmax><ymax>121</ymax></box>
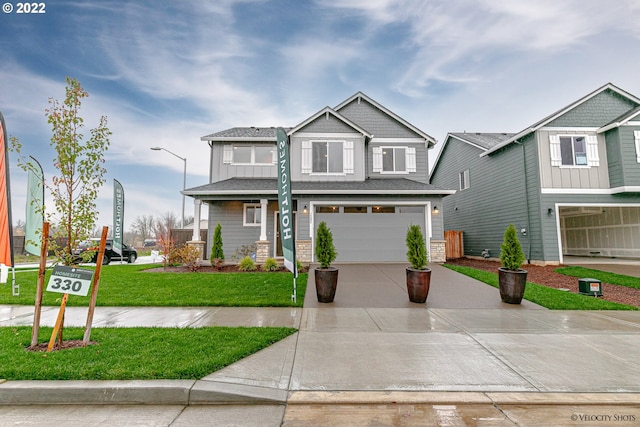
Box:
<box><xmin>24</xmin><ymin>156</ymin><xmax>44</xmax><ymax>256</ymax></box>
<box><xmin>276</xmin><ymin>128</ymin><xmax>298</xmax><ymax>280</ymax></box>
<box><xmin>112</xmin><ymin>179</ymin><xmax>124</xmax><ymax>256</ymax></box>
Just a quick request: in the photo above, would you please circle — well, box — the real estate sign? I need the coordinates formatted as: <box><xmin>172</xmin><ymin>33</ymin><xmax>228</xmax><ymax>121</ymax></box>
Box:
<box><xmin>112</xmin><ymin>179</ymin><xmax>124</xmax><ymax>256</ymax></box>
<box><xmin>276</xmin><ymin>128</ymin><xmax>298</xmax><ymax>278</ymax></box>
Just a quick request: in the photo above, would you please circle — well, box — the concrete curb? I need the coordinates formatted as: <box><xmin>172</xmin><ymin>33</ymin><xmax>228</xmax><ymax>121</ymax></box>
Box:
<box><xmin>0</xmin><ymin>379</ymin><xmax>288</xmax><ymax>405</ymax></box>
<box><xmin>2</xmin><ymin>380</ymin><xmax>640</xmax><ymax>407</ymax></box>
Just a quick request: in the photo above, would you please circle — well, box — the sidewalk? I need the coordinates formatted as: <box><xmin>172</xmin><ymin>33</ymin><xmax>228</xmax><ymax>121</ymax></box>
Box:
<box><xmin>1</xmin><ymin>263</ymin><xmax>640</xmax><ymax>426</ymax></box>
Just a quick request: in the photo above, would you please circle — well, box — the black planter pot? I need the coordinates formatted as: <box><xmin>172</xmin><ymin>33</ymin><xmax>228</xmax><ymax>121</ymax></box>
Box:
<box><xmin>406</xmin><ymin>268</ymin><xmax>431</xmax><ymax>303</ymax></box>
<box><xmin>314</xmin><ymin>267</ymin><xmax>338</xmax><ymax>303</ymax></box>
<box><xmin>498</xmin><ymin>267</ymin><xmax>528</xmax><ymax>304</ymax></box>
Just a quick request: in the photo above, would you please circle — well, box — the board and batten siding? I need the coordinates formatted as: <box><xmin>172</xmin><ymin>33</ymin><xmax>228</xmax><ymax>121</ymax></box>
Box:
<box><xmin>537</xmin><ymin>130</ymin><xmax>610</xmax><ymax>190</ymax></box>
<box><xmin>210</xmin><ymin>142</ymin><xmax>278</xmax><ymax>182</ymax></box>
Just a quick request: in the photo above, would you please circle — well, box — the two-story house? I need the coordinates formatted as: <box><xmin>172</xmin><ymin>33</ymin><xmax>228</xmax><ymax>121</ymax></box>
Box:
<box><xmin>184</xmin><ymin>92</ymin><xmax>454</xmax><ymax>263</ymax></box>
<box><xmin>430</xmin><ymin>83</ymin><xmax>640</xmax><ymax>264</ymax></box>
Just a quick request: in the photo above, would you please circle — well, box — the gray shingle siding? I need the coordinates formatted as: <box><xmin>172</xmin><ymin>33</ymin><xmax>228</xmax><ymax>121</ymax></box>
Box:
<box><xmin>548</xmin><ymin>90</ymin><xmax>639</xmax><ymax>127</ymax></box>
<box><xmin>338</xmin><ymin>99</ymin><xmax>421</xmax><ymax>138</ymax></box>
<box><xmin>298</xmin><ymin>114</ymin><xmax>360</xmax><ymax>134</ymax></box>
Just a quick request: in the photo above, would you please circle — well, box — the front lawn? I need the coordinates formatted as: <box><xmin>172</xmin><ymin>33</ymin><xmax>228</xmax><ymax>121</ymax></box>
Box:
<box><xmin>3</xmin><ymin>264</ymin><xmax>307</xmax><ymax>307</ymax></box>
<box><xmin>555</xmin><ymin>266</ymin><xmax>640</xmax><ymax>290</ymax></box>
<box><xmin>0</xmin><ymin>326</ymin><xmax>296</xmax><ymax>380</ymax></box>
<box><xmin>443</xmin><ymin>264</ymin><xmax>638</xmax><ymax>310</ymax></box>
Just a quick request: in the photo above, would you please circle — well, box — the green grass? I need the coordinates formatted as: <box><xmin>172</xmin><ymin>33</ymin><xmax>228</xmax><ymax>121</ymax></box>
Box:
<box><xmin>3</xmin><ymin>264</ymin><xmax>307</xmax><ymax>307</ymax></box>
<box><xmin>0</xmin><ymin>326</ymin><xmax>296</xmax><ymax>380</ymax></box>
<box><xmin>443</xmin><ymin>264</ymin><xmax>638</xmax><ymax>310</ymax></box>
<box><xmin>555</xmin><ymin>266</ymin><xmax>640</xmax><ymax>290</ymax></box>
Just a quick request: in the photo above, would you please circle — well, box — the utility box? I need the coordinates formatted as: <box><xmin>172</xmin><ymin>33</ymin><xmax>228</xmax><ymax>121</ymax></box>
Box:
<box><xmin>578</xmin><ymin>278</ymin><xmax>603</xmax><ymax>297</ymax></box>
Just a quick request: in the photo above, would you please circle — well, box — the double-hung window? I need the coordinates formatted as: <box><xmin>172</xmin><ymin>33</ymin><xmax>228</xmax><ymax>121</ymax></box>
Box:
<box><xmin>312</xmin><ymin>141</ymin><xmax>343</xmax><ymax>173</ymax></box>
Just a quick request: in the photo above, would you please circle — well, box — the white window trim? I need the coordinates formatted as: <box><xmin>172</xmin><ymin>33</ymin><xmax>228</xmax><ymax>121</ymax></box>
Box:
<box><xmin>243</xmin><ymin>203</ymin><xmax>262</xmax><ymax>227</ymax></box>
<box><xmin>549</xmin><ymin>134</ymin><xmax>599</xmax><ymax>168</ymax></box>
<box><xmin>459</xmin><ymin>169</ymin><xmax>469</xmax><ymax>191</ymax></box>
<box><xmin>227</xmin><ymin>144</ymin><xmax>276</xmax><ymax>165</ymax></box>
<box><xmin>634</xmin><ymin>130</ymin><xmax>640</xmax><ymax>163</ymax></box>
<box><xmin>309</xmin><ymin>139</ymin><xmax>347</xmax><ymax>175</ymax></box>
<box><xmin>378</xmin><ymin>146</ymin><xmax>409</xmax><ymax>174</ymax></box>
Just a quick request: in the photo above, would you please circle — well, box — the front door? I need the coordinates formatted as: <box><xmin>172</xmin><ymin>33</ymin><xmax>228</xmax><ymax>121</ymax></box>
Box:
<box><xmin>274</xmin><ymin>212</ymin><xmax>297</xmax><ymax>257</ymax></box>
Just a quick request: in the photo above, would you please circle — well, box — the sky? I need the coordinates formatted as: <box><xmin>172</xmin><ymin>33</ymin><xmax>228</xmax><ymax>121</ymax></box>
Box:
<box><xmin>2</xmin><ymin>0</ymin><xmax>640</xmax><ymax>232</ymax></box>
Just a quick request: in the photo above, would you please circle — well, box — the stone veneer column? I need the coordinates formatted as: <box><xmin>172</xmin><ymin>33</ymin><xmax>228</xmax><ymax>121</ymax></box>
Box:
<box><xmin>296</xmin><ymin>240</ymin><xmax>312</xmax><ymax>263</ymax></box>
<box><xmin>255</xmin><ymin>240</ymin><xmax>270</xmax><ymax>263</ymax></box>
<box><xmin>430</xmin><ymin>240</ymin><xmax>446</xmax><ymax>263</ymax></box>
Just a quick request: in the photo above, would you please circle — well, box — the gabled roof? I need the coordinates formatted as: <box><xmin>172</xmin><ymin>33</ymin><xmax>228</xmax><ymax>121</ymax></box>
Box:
<box><xmin>335</xmin><ymin>91</ymin><xmax>437</xmax><ymax>146</ymax></box>
<box><xmin>430</xmin><ymin>132</ymin><xmax>514</xmax><ymax>178</ymax></box>
<box><xmin>481</xmin><ymin>83</ymin><xmax>640</xmax><ymax>157</ymax></box>
<box><xmin>598</xmin><ymin>105</ymin><xmax>640</xmax><ymax>133</ymax></box>
<box><xmin>201</xmin><ymin>127</ymin><xmax>286</xmax><ymax>142</ymax></box>
<box><xmin>286</xmin><ymin>106</ymin><xmax>372</xmax><ymax>137</ymax></box>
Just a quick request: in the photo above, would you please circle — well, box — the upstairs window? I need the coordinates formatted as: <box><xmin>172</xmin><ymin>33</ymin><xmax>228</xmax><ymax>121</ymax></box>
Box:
<box><xmin>549</xmin><ymin>134</ymin><xmax>599</xmax><ymax>167</ymax></box>
<box><xmin>560</xmin><ymin>136</ymin><xmax>587</xmax><ymax>166</ymax></box>
<box><xmin>459</xmin><ymin>169</ymin><xmax>470</xmax><ymax>190</ymax></box>
<box><xmin>382</xmin><ymin>147</ymin><xmax>406</xmax><ymax>172</ymax></box>
<box><xmin>312</xmin><ymin>141</ymin><xmax>343</xmax><ymax>173</ymax></box>
<box><xmin>373</xmin><ymin>146</ymin><xmax>416</xmax><ymax>173</ymax></box>
<box><xmin>223</xmin><ymin>145</ymin><xmax>276</xmax><ymax>165</ymax></box>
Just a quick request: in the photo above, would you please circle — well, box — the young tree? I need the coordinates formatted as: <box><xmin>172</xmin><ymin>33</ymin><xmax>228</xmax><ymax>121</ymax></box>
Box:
<box><xmin>210</xmin><ymin>223</ymin><xmax>224</xmax><ymax>270</ymax></box>
<box><xmin>12</xmin><ymin>77</ymin><xmax>111</xmax><ymax>265</ymax></box>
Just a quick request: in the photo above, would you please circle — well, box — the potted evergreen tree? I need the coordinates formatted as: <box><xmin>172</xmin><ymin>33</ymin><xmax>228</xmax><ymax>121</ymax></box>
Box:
<box><xmin>405</xmin><ymin>224</ymin><xmax>431</xmax><ymax>303</ymax></box>
<box><xmin>498</xmin><ymin>224</ymin><xmax>528</xmax><ymax>304</ymax></box>
<box><xmin>314</xmin><ymin>221</ymin><xmax>338</xmax><ymax>303</ymax></box>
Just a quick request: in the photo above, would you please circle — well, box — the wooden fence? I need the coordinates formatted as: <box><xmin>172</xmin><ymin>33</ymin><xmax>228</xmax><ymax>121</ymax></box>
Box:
<box><xmin>444</xmin><ymin>230</ymin><xmax>463</xmax><ymax>259</ymax></box>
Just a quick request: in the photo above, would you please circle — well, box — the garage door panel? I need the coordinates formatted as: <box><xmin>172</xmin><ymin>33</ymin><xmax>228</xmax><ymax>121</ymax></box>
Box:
<box><xmin>315</xmin><ymin>209</ymin><xmax>425</xmax><ymax>262</ymax></box>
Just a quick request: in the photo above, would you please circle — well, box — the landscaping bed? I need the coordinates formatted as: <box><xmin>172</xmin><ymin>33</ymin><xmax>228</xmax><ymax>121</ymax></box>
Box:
<box><xmin>445</xmin><ymin>258</ymin><xmax>640</xmax><ymax>308</ymax></box>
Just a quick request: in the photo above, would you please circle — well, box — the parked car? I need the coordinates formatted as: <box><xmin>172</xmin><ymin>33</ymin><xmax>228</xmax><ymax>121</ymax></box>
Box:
<box><xmin>73</xmin><ymin>238</ymin><xmax>138</xmax><ymax>265</ymax></box>
<box><xmin>143</xmin><ymin>239</ymin><xmax>157</xmax><ymax>247</ymax></box>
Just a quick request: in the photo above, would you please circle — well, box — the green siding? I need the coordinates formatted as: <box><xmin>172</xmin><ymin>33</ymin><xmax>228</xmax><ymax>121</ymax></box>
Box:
<box><xmin>548</xmin><ymin>89</ymin><xmax>639</xmax><ymax>127</ymax></box>
<box><xmin>432</xmin><ymin>137</ymin><xmax>531</xmax><ymax>260</ymax></box>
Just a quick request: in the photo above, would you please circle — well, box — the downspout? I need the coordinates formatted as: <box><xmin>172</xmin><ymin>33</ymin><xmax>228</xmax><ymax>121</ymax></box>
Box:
<box><xmin>515</xmin><ymin>139</ymin><xmax>532</xmax><ymax>264</ymax></box>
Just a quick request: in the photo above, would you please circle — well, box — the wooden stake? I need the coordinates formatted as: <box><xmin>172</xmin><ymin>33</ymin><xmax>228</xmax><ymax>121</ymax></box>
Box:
<box><xmin>30</xmin><ymin>222</ymin><xmax>50</xmax><ymax>349</ymax></box>
<box><xmin>83</xmin><ymin>226</ymin><xmax>108</xmax><ymax>345</ymax></box>
<box><xmin>47</xmin><ymin>293</ymin><xmax>68</xmax><ymax>352</ymax></box>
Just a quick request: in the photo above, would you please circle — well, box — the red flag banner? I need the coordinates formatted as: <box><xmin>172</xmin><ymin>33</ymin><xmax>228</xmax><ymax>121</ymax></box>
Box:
<box><xmin>0</xmin><ymin>112</ymin><xmax>14</xmax><ymax>267</ymax></box>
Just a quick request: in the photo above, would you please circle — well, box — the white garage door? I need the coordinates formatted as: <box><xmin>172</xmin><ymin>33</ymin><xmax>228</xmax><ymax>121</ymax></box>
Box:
<box><xmin>314</xmin><ymin>205</ymin><xmax>426</xmax><ymax>262</ymax></box>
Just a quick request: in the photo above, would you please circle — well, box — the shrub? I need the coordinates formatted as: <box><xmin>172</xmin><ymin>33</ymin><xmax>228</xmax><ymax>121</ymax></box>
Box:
<box><xmin>238</xmin><ymin>256</ymin><xmax>256</xmax><ymax>271</ymax></box>
<box><xmin>210</xmin><ymin>223</ymin><xmax>224</xmax><ymax>270</ymax></box>
<box><xmin>500</xmin><ymin>224</ymin><xmax>525</xmax><ymax>271</ymax></box>
<box><xmin>262</xmin><ymin>257</ymin><xmax>279</xmax><ymax>272</ymax></box>
<box><xmin>406</xmin><ymin>224</ymin><xmax>428</xmax><ymax>270</ymax></box>
<box><xmin>175</xmin><ymin>245</ymin><xmax>202</xmax><ymax>272</ymax></box>
<box><xmin>315</xmin><ymin>221</ymin><xmax>336</xmax><ymax>269</ymax></box>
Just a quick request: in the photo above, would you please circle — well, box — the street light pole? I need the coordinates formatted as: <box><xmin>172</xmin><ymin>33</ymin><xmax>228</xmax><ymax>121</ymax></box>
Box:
<box><xmin>150</xmin><ymin>147</ymin><xmax>186</xmax><ymax>229</ymax></box>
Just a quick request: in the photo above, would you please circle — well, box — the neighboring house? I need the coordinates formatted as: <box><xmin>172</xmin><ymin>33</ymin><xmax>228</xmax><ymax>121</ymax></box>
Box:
<box><xmin>430</xmin><ymin>83</ymin><xmax>640</xmax><ymax>264</ymax></box>
<box><xmin>184</xmin><ymin>92</ymin><xmax>454</xmax><ymax>263</ymax></box>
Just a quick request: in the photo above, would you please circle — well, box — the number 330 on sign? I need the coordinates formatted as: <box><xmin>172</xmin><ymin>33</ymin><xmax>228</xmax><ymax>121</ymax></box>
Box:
<box><xmin>46</xmin><ymin>266</ymin><xmax>94</xmax><ymax>297</ymax></box>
